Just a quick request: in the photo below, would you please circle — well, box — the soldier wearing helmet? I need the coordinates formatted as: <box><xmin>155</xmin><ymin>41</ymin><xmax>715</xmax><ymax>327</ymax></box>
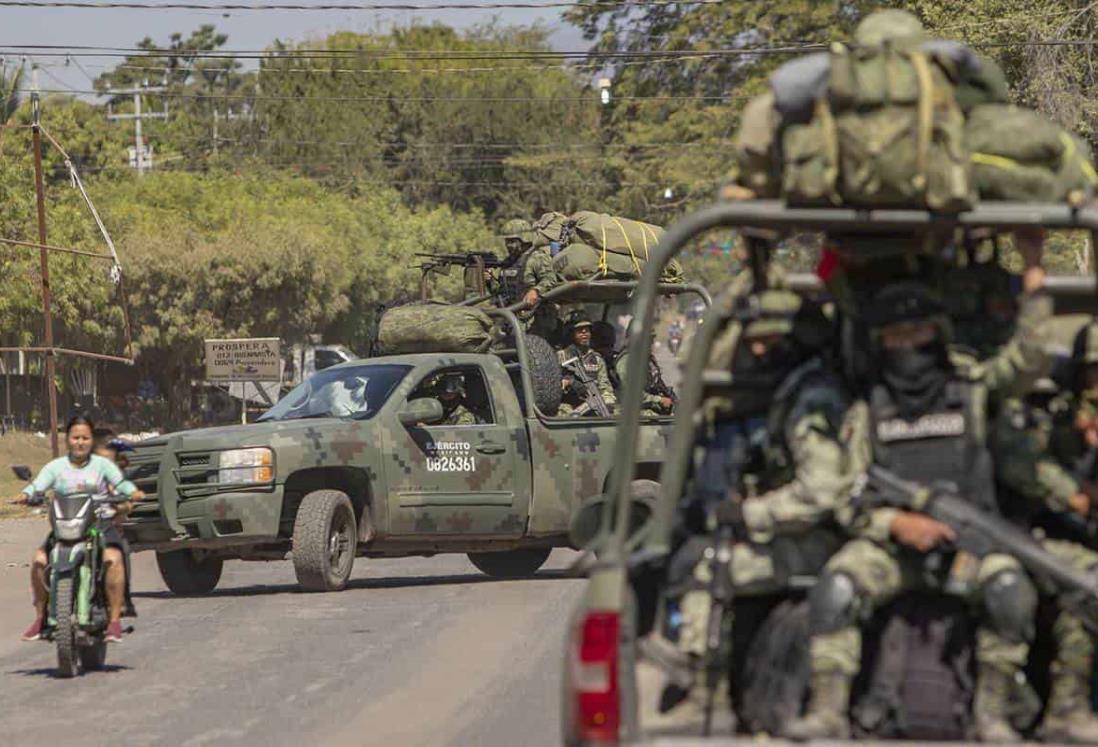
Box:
<box><xmin>557</xmin><ymin>310</ymin><xmax>617</xmax><ymax>416</ymax></box>
<box><xmin>499</xmin><ymin>218</ymin><xmax>563</xmax><ymax>340</ymax></box>
<box><xmin>434</xmin><ymin>373</ymin><xmax>477</xmax><ymax>426</ymax></box>
<box><xmin>987</xmin><ymin>318</ymin><xmax>1098</xmax><ymax>744</ymax></box>
<box><xmin>788</xmin><ymin>230</ymin><xmax>1054</xmax><ymax>742</ymax></box>
<box><xmin>657</xmin><ymin>285</ymin><xmax>848</xmax><ymax>729</ymax></box>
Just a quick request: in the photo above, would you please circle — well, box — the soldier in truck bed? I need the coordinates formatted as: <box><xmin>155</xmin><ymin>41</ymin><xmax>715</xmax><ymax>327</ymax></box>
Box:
<box><xmin>990</xmin><ymin>320</ymin><xmax>1098</xmax><ymax>743</ymax></box>
<box><xmin>499</xmin><ymin>218</ymin><xmax>563</xmax><ymax>341</ymax></box>
<box><xmin>662</xmin><ymin>287</ymin><xmax>847</xmax><ymax>730</ymax></box>
<box><xmin>786</xmin><ymin>229</ymin><xmax>1052</xmax><ymax>742</ymax></box>
<box><xmin>557</xmin><ymin>311</ymin><xmax>617</xmax><ymax>416</ymax></box>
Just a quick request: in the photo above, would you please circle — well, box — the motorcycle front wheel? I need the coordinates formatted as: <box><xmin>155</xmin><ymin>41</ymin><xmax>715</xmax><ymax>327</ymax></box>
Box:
<box><xmin>54</xmin><ymin>576</ymin><xmax>80</xmax><ymax>678</ymax></box>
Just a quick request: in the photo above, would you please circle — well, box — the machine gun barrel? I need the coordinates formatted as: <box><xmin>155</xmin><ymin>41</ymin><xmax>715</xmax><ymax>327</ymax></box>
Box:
<box><xmin>864</xmin><ymin>465</ymin><xmax>1098</xmax><ymax>634</ymax></box>
<box><xmin>561</xmin><ymin>356</ymin><xmax>612</xmax><ymax>417</ymax></box>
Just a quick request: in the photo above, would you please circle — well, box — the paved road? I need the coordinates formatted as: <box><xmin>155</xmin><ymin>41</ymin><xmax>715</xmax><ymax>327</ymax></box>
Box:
<box><xmin>0</xmin><ymin>518</ymin><xmax>583</xmax><ymax>747</ymax></box>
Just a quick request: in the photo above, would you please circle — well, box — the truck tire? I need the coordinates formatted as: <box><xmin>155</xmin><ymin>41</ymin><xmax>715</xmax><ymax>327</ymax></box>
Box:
<box><xmin>292</xmin><ymin>490</ymin><xmax>358</xmax><ymax>592</ymax></box>
<box><xmin>525</xmin><ymin>334</ymin><xmax>562</xmax><ymax>416</ymax></box>
<box><xmin>467</xmin><ymin>548</ymin><xmax>550</xmax><ymax>578</ymax></box>
<box><xmin>156</xmin><ymin>550</ymin><xmax>224</xmax><ymax>595</ymax></box>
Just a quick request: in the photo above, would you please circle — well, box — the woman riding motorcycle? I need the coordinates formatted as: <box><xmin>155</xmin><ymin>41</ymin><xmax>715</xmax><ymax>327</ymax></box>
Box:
<box><xmin>16</xmin><ymin>415</ymin><xmax>143</xmax><ymax>643</ymax></box>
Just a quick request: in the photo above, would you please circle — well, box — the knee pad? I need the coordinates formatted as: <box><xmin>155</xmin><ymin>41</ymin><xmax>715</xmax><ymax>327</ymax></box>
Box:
<box><xmin>982</xmin><ymin>570</ymin><xmax>1037</xmax><ymax>644</ymax></box>
<box><xmin>808</xmin><ymin>570</ymin><xmax>861</xmax><ymax>635</ymax></box>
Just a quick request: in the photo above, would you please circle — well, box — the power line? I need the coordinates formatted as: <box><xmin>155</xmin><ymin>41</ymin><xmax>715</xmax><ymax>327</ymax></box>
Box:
<box><xmin>0</xmin><ymin>0</ymin><xmax>724</xmax><ymax>10</ymax></box>
<box><xmin>0</xmin><ymin>44</ymin><xmax>825</xmax><ymax>60</ymax></box>
<box><xmin>26</xmin><ymin>86</ymin><xmax>743</xmax><ymax>103</ymax></box>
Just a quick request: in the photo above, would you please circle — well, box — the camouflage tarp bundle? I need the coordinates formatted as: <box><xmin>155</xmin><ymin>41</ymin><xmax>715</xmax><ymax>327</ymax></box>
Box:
<box><xmin>377</xmin><ymin>303</ymin><xmax>494</xmax><ymax>355</ymax></box>
<box><xmin>966</xmin><ymin>104</ymin><xmax>1098</xmax><ymax>203</ymax></box>
<box><xmin>570</xmin><ymin>211</ymin><xmax>664</xmax><ymax>259</ymax></box>
<box><xmin>553</xmin><ymin>242</ymin><xmax>685</xmax><ymax>284</ymax></box>
<box><xmin>533</xmin><ymin>211</ymin><xmax>571</xmax><ymax>247</ymax></box>
<box><xmin>729</xmin><ymin>10</ymin><xmax>1096</xmax><ymax>210</ymax></box>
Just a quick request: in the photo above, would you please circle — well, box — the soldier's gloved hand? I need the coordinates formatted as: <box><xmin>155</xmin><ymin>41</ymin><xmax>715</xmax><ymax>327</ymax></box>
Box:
<box><xmin>890</xmin><ymin>511</ymin><xmax>956</xmax><ymax>553</ymax></box>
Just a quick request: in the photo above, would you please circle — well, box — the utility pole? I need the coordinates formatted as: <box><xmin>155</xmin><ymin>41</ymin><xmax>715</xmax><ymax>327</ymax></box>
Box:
<box><xmin>30</xmin><ymin>68</ymin><xmax>58</xmax><ymax>456</ymax></box>
<box><xmin>107</xmin><ymin>85</ymin><xmax>167</xmax><ymax>176</ymax></box>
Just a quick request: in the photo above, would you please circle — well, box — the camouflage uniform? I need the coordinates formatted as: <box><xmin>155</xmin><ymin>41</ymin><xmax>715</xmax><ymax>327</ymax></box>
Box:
<box><xmin>664</xmin><ymin>288</ymin><xmax>847</xmax><ymax>727</ymax></box>
<box><xmin>442</xmin><ymin>402</ymin><xmax>477</xmax><ymax>426</ymax></box>
<box><xmin>990</xmin><ymin>322</ymin><xmax>1098</xmax><ymax>742</ymax></box>
<box><xmin>558</xmin><ymin>344</ymin><xmax>618</xmax><ymax>416</ymax></box>
<box><xmin>788</xmin><ymin>282</ymin><xmax>1053</xmax><ymax>741</ymax></box>
<box><xmin>500</xmin><ymin>219</ymin><xmax>562</xmax><ymax>340</ymax></box>
<box><xmin>614</xmin><ymin>350</ymin><xmax>674</xmax><ymax>415</ymax></box>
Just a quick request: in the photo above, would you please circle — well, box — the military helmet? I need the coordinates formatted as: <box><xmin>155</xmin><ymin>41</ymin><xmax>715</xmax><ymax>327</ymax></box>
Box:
<box><xmin>565</xmin><ymin>309</ymin><xmax>593</xmax><ymax>332</ymax></box>
<box><xmin>1071</xmin><ymin>320</ymin><xmax>1098</xmax><ymax>366</ymax></box>
<box><xmin>501</xmin><ymin>219</ymin><xmax>536</xmax><ymax>246</ymax></box>
<box><xmin>865</xmin><ymin>282</ymin><xmax>948</xmax><ymax>330</ymax></box>
<box><xmin>438</xmin><ymin>373</ymin><xmax>465</xmax><ymax>395</ymax></box>
<box><xmin>854</xmin><ymin>9</ymin><xmax>927</xmax><ymax>46</ymax></box>
<box><xmin>738</xmin><ymin>289</ymin><xmax>801</xmax><ymax>340</ymax></box>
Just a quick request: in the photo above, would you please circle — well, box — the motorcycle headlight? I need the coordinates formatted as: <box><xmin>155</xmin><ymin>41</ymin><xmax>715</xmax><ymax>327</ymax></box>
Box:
<box><xmin>218</xmin><ymin>448</ymin><xmax>274</xmax><ymax>485</ymax></box>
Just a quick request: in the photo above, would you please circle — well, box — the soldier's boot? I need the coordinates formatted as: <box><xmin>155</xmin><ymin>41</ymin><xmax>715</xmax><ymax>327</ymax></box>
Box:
<box><xmin>652</xmin><ymin>672</ymin><xmax>736</xmax><ymax>736</ymax></box>
<box><xmin>782</xmin><ymin>671</ymin><xmax>851</xmax><ymax>741</ymax></box>
<box><xmin>1039</xmin><ymin>665</ymin><xmax>1098</xmax><ymax>744</ymax></box>
<box><xmin>973</xmin><ymin>663</ymin><xmax>1023</xmax><ymax>743</ymax></box>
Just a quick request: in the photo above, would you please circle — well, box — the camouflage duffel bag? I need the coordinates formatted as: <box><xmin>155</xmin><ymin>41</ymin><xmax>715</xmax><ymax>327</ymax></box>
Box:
<box><xmin>966</xmin><ymin>104</ymin><xmax>1098</xmax><ymax>203</ymax></box>
<box><xmin>533</xmin><ymin>211</ymin><xmax>572</xmax><ymax>247</ymax></box>
<box><xmin>553</xmin><ymin>242</ymin><xmax>684</xmax><ymax>284</ymax></box>
<box><xmin>570</xmin><ymin>211</ymin><xmax>664</xmax><ymax>259</ymax></box>
<box><xmin>377</xmin><ymin>303</ymin><xmax>494</xmax><ymax>355</ymax></box>
<box><xmin>781</xmin><ymin>43</ymin><xmax>974</xmax><ymax>211</ymax></box>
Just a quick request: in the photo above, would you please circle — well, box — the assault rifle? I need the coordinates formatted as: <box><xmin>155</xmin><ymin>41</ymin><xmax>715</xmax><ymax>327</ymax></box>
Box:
<box><xmin>415</xmin><ymin>251</ymin><xmax>509</xmax><ymax>303</ymax></box>
<box><xmin>701</xmin><ymin>499</ymin><xmax>739</xmax><ymax>736</ymax></box>
<box><xmin>647</xmin><ymin>356</ymin><xmax>677</xmax><ymax>414</ymax></box>
<box><xmin>862</xmin><ymin>465</ymin><xmax>1098</xmax><ymax>634</ymax></box>
<box><xmin>560</xmin><ymin>355</ymin><xmax>612</xmax><ymax>417</ymax></box>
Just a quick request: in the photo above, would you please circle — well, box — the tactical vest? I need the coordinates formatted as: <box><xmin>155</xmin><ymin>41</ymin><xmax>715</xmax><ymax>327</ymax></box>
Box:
<box><xmin>869</xmin><ymin>379</ymin><xmax>997</xmax><ymax>514</ymax></box>
<box><xmin>499</xmin><ymin>249</ymin><xmax>531</xmax><ymax>305</ymax></box>
<box><xmin>609</xmin><ymin>351</ymin><xmax>657</xmax><ymax>392</ymax></box>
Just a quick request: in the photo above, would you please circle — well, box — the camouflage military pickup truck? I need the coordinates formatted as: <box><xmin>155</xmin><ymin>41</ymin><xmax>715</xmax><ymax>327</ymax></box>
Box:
<box><xmin>123</xmin><ymin>282</ymin><xmax>708</xmax><ymax>594</ymax></box>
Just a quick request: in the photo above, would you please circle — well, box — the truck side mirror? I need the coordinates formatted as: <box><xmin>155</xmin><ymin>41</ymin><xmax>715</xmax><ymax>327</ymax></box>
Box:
<box><xmin>398</xmin><ymin>398</ymin><xmax>445</xmax><ymax>427</ymax></box>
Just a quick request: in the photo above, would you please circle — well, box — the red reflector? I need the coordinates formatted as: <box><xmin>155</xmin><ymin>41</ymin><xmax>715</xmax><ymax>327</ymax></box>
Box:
<box><xmin>570</xmin><ymin>611</ymin><xmax>620</xmax><ymax>744</ymax></box>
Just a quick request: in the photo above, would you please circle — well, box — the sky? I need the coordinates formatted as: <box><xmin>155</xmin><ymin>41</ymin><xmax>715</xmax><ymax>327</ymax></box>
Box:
<box><xmin>0</xmin><ymin>1</ymin><xmax>586</xmax><ymax>96</ymax></box>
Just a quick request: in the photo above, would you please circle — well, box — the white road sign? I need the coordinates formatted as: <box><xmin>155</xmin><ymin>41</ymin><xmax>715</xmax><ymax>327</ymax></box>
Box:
<box><xmin>205</xmin><ymin>338</ymin><xmax>282</xmax><ymax>382</ymax></box>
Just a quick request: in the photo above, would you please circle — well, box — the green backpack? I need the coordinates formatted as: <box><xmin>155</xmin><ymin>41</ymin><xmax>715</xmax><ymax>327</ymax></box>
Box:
<box><xmin>782</xmin><ymin>40</ymin><xmax>974</xmax><ymax>211</ymax></box>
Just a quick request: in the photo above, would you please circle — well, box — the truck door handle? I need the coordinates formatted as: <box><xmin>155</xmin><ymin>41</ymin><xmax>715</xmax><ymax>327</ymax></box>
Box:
<box><xmin>476</xmin><ymin>443</ymin><xmax>506</xmax><ymax>455</ymax></box>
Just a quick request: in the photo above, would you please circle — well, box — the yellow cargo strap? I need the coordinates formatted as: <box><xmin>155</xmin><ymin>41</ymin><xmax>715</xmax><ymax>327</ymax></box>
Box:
<box><xmin>1061</xmin><ymin>132</ymin><xmax>1098</xmax><ymax>185</ymax></box>
<box><xmin>909</xmin><ymin>50</ymin><xmax>934</xmax><ymax>194</ymax></box>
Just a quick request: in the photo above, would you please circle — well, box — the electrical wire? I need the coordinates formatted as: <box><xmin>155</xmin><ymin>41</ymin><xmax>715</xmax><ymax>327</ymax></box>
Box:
<box><xmin>0</xmin><ymin>0</ymin><xmax>725</xmax><ymax>10</ymax></box>
<box><xmin>25</xmin><ymin>86</ymin><xmax>746</xmax><ymax>103</ymax></box>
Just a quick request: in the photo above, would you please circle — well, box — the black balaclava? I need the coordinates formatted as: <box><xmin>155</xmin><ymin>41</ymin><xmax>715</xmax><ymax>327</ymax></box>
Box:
<box><xmin>868</xmin><ymin>283</ymin><xmax>953</xmax><ymax>419</ymax></box>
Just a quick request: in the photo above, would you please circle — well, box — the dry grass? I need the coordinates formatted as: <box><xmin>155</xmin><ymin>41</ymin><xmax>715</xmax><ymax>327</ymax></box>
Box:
<box><xmin>0</xmin><ymin>433</ymin><xmax>55</xmax><ymax>519</ymax></box>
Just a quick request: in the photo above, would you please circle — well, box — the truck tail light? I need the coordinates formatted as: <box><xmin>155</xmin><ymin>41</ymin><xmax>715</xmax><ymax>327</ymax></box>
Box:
<box><xmin>567</xmin><ymin>611</ymin><xmax>621</xmax><ymax>744</ymax></box>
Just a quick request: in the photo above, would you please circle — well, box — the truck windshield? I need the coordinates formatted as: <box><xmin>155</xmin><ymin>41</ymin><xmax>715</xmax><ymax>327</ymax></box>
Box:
<box><xmin>258</xmin><ymin>364</ymin><xmax>411</xmax><ymax>422</ymax></box>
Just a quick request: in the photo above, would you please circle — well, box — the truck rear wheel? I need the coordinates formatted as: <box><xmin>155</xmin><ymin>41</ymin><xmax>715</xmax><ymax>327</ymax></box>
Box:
<box><xmin>156</xmin><ymin>550</ymin><xmax>224</xmax><ymax>595</ymax></box>
<box><xmin>525</xmin><ymin>334</ymin><xmax>562</xmax><ymax>416</ymax></box>
<box><xmin>292</xmin><ymin>490</ymin><xmax>357</xmax><ymax>592</ymax></box>
<box><xmin>467</xmin><ymin>548</ymin><xmax>550</xmax><ymax>578</ymax></box>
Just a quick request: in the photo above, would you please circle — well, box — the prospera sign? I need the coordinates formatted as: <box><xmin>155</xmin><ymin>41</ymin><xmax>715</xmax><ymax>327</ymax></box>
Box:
<box><xmin>205</xmin><ymin>338</ymin><xmax>282</xmax><ymax>383</ymax></box>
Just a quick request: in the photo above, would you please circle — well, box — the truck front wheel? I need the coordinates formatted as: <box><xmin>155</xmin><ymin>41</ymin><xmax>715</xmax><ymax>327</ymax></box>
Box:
<box><xmin>292</xmin><ymin>490</ymin><xmax>358</xmax><ymax>592</ymax></box>
<box><xmin>156</xmin><ymin>550</ymin><xmax>224</xmax><ymax>595</ymax></box>
<box><xmin>467</xmin><ymin>548</ymin><xmax>550</xmax><ymax>578</ymax></box>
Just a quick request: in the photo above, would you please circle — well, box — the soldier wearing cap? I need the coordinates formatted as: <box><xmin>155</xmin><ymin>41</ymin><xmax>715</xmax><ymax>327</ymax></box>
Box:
<box><xmin>499</xmin><ymin>219</ymin><xmax>563</xmax><ymax>340</ymax></box>
<box><xmin>657</xmin><ymin>285</ymin><xmax>846</xmax><ymax>729</ymax></box>
<box><xmin>557</xmin><ymin>310</ymin><xmax>617</xmax><ymax>416</ymax></box>
<box><xmin>786</xmin><ymin>227</ymin><xmax>1052</xmax><ymax>741</ymax></box>
<box><xmin>990</xmin><ymin>319</ymin><xmax>1098</xmax><ymax>743</ymax></box>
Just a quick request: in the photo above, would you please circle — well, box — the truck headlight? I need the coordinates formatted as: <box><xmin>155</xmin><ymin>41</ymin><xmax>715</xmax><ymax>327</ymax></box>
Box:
<box><xmin>218</xmin><ymin>448</ymin><xmax>274</xmax><ymax>484</ymax></box>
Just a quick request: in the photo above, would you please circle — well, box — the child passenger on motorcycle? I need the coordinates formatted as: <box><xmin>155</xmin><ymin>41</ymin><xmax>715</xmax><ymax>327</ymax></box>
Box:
<box><xmin>15</xmin><ymin>415</ymin><xmax>143</xmax><ymax>643</ymax></box>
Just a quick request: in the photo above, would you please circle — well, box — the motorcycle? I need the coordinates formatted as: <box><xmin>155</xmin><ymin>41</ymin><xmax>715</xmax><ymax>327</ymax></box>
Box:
<box><xmin>43</xmin><ymin>487</ymin><xmax>129</xmax><ymax>677</ymax></box>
